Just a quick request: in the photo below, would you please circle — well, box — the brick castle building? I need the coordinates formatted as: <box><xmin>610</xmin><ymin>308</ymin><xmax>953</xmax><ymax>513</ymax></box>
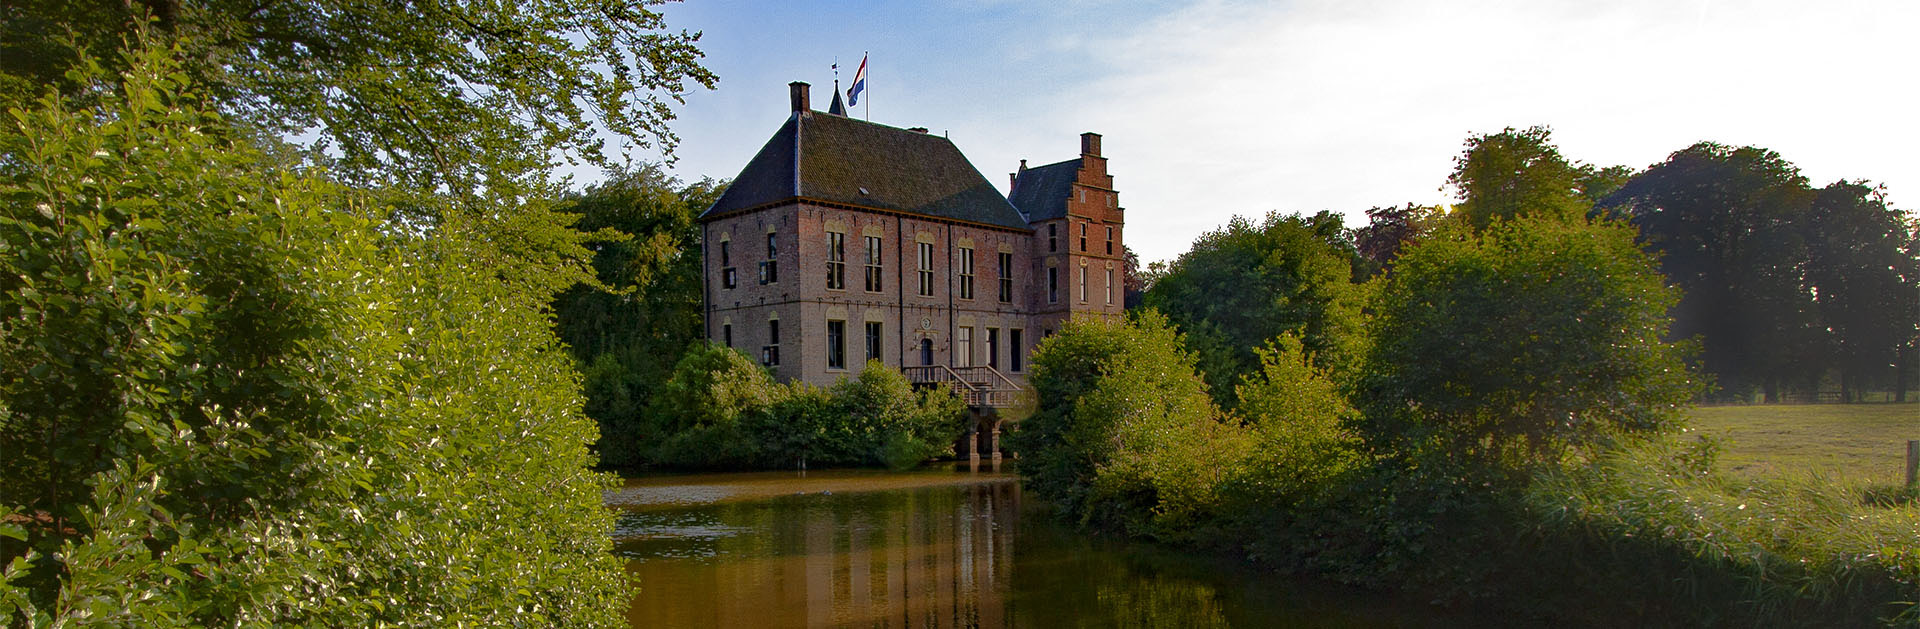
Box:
<box><xmin>699</xmin><ymin>82</ymin><xmax>1124</xmax><ymax>394</ymax></box>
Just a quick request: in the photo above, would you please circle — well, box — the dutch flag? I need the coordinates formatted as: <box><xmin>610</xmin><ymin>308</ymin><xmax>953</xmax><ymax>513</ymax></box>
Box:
<box><xmin>847</xmin><ymin>55</ymin><xmax>867</xmax><ymax>107</ymax></box>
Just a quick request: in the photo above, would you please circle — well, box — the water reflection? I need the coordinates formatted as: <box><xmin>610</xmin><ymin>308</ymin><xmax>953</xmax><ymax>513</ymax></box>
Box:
<box><xmin>617</xmin><ymin>466</ymin><xmax>1472</xmax><ymax>628</ymax></box>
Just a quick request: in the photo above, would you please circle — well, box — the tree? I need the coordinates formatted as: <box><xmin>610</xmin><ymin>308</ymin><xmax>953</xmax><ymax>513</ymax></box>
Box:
<box><xmin>1448</xmin><ymin>126</ymin><xmax>1591</xmax><ymax>231</ymax></box>
<box><xmin>1350</xmin><ymin>203</ymin><xmax>1445</xmax><ymax>278</ymax></box>
<box><xmin>1354</xmin><ymin>216</ymin><xmax>1701</xmax><ymax>467</ymax></box>
<box><xmin>1142</xmin><ymin>211</ymin><xmax>1366</xmax><ymax>406</ymax></box>
<box><xmin>1</xmin><ymin>43</ymin><xmax>626</xmax><ymax>625</ymax></box>
<box><xmin>1121</xmin><ymin>245</ymin><xmax>1148</xmax><ymax>308</ymax></box>
<box><xmin>1602</xmin><ymin>143</ymin><xmax>1820</xmax><ymax>401</ymax></box>
<box><xmin>1007</xmin><ymin>311</ymin><xmax>1246</xmax><ymax>537</ymax></box>
<box><xmin>551</xmin><ymin>165</ymin><xmax>721</xmax><ymax>467</ymax></box>
<box><xmin>1803</xmin><ymin>182</ymin><xmax>1920</xmax><ymax>400</ymax></box>
<box><xmin>2</xmin><ymin>0</ymin><xmax>717</xmax><ymax>194</ymax></box>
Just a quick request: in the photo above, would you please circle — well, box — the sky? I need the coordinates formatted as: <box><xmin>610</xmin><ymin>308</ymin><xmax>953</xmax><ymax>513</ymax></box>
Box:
<box><xmin>612</xmin><ymin>0</ymin><xmax>1919</xmax><ymax>264</ymax></box>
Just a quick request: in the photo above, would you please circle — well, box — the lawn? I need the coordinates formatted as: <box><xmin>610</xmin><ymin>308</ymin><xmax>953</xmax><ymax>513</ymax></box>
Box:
<box><xmin>1686</xmin><ymin>403</ymin><xmax>1920</xmax><ymax>483</ymax></box>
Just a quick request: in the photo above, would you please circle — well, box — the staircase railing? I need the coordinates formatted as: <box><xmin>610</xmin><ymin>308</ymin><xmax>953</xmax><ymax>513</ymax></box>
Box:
<box><xmin>901</xmin><ymin>364</ymin><xmax>1022</xmax><ymax>408</ymax></box>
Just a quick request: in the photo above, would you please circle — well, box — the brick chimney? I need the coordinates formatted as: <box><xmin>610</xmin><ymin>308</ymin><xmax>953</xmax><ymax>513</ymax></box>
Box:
<box><xmin>790</xmin><ymin>82</ymin><xmax>810</xmax><ymax>114</ymax></box>
<box><xmin>1081</xmin><ymin>132</ymin><xmax>1102</xmax><ymax>157</ymax></box>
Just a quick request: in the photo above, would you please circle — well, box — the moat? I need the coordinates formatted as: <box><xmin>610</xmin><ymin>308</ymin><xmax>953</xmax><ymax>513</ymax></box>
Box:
<box><xmin>608</xmin><ymin>464</ymin><xmax>1481</xmax><ymax>628</ymax></box>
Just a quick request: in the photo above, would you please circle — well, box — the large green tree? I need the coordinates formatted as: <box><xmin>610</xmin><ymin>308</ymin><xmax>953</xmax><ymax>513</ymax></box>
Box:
<box><xmin>2</xmin><ymin>0</ymin><xmax>717</xmax><ymax>194</ymax></box>
<box><xmin>1803</xmin><ymin>182</ymin><xmax>1920</xmax><ymax>400</ymax></box>
<box><xmin>1354</xmin><ymin>216</ymin><xmax>1700</xmax><ymax>467</ymax></box>
<box><xmin>1</xmin><ymin>44</ymin><xmax>626</xmax><ymax>625</ymax></box>
<box><xmin>551</xmin><ymin>165</ymin><xmax>720</xmax><ymax>467</ymax></box>
<box><xmin>1142</xmin><ymin>211</ymin><xmax>1367</xmax><ymax>405</ymax></box>
<box><xmin>1448</xmin><ymin>126</ymin><xmax>1584</xmax><ymax>230</ymax></box>
<box><xmin>1602</xmin><ymin>143</ymin><xmax>1822</xmax><ymax>401</ymax></box>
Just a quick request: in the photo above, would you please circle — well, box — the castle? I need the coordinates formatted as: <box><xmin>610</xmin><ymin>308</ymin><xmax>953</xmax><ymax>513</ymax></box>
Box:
<box><xmin>699</xmin><ymin>82</ymin><xmax>1124</xmax><ymax>398</ymax></box>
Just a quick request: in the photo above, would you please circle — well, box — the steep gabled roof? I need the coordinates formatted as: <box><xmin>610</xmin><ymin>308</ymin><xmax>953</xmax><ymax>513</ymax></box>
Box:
<box><xmin>701</xmin><ymin>112</ymin><xmax>1031</xmax><ymax>231</ymax></box>
<box><xmin>1007</xmin><ymin>158</ymin><xmax>1080</xmax><ymax>222</ymax></box>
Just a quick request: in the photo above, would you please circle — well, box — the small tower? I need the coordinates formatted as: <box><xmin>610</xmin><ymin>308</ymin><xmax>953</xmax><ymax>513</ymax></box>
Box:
<box><xmin>1008</xmin><ymin>132</ymin><xmax>1124</xmax><ymax>338</ymax></box>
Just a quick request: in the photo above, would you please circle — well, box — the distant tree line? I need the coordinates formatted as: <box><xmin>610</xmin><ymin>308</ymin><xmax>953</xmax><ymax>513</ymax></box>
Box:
<box><xmin>1146</xmin><ymin>126</ymin><xmax>1918</xmax><ymax>405</ymax></box>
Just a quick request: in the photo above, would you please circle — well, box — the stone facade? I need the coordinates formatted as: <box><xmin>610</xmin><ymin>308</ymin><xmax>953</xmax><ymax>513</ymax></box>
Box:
<box><xmin>700</xmin><ymin>82</ymin><xmax>1123</xmax><ymax>388</ymax></box>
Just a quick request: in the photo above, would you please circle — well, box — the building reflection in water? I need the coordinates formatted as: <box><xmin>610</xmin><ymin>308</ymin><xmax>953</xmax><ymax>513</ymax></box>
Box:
<box><xmin>620</xmin><ymin>470</ymin><xmax>1021</xmax><ymax>628</ymax></box>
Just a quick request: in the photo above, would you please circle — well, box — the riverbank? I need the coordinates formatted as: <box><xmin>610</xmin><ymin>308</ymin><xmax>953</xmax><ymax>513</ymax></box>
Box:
<box><xmin>606</xmin><ymin>462</ymin><xmax>1014</xmax><ymax>508</ymax></box>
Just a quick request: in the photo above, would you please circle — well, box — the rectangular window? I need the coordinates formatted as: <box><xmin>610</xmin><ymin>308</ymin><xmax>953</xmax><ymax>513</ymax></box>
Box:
<box><xmin>1105</xmin><ymin>268</ymin><xmax>1115</xmax><ymax>305</ymax></box>
<box><xmin>1080</xmin><ymin>223</ymin><xmax>1088</xmax><ymax>252</ymax></box>
<box><xmin>761</xmin><ymin>232</ymin><xmax>778</xmax><ymax>284</ymax></box>
<box><xmin>1048</xmin><ymin>224</ymin><xmax>1057</xmax><ymax>252</ymax></box>
<box><xmin>826</xmin><ymin>231</ymin><xmax>846</xmax><ymax>290</ymax></box>
<box><xmin>1010</xmin><ymin>329</ymin><xmax>1024</xmax><ymax>372</ymax></box>
<box><xmin>827</xmin><ymin>320</ymin><xmax>846</xmax><ymax>369</ymax></box>
<box><xmin>997</xmin><ymin>252</ymin><xmax>1013</xmax><ymax>303</ymax></box>
<box><xmin>865</xmin><ymin>321</ymin><xmax>883</xmax><ymax>361</ymax></box>
<box><xmin>720</xmin><ymin>240</ymin><xmax>731</xmax><ymax>266</ymax></box>
<box><xmin>763</xmin><ymin>320</ymin><xmax>781</xmax><ymax>366</ymax></box>
<box><xmin>1106</xmin><ymin>226</ymin><xmax>1114</xmax><ymax>255</ymax></box>
<box><xmin>987</xmin><ymin>328</ymin><xmax>1000</xmax><ymax>369</ymax></box>
<box><xmin>1078</xmin><ymin>266</ymin><xmax>1087</xmax><ymax>302</ymax></box>
<box><xmin>917</xmin><ymin>242</ymin><xmax>934</xmax><ymax>297</ymax></box>
<box><xmin>956</xmin><ymin>326</ymin><xmax>973</xmax><ymax>368</ymax></box>
<box><xmin>723</xmin><ymin>267</ymin><xmax>737</xmax><ymax>289</ymax></box>
<box><xmin>1047</xmin><ymin>267</ymin><xmax>1058</xmax><ymax>304</ymax></box>
<box><xmin>864</xmin><ymin>236</ymin><xmax>883</xmax><ymax>292</ymax></box>
<box><xmin>720</xmin><ymin>240</ymin><xmax>735</xmax><ymax>289</ymax></box>
<box><xmin>722</xmin><ymin>323</ymin><xmax>732</xmax><ymax>347</ymax></box>
<box><xmin>957</xmin><ymin>247</ymin><xmax>975</xmax><ymax>300</ymax></box>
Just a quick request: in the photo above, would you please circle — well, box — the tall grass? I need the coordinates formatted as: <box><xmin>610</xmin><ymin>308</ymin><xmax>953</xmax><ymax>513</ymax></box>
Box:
<box><xmin>1527</xmin><ymin>437</ymin><xmax>1920</xmax><ymax>625</ymax></box>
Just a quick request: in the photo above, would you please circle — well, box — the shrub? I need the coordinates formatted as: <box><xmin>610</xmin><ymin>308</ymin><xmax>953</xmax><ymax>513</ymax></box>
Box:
<box><xmin>1230</xmin><ymin>335</ymin><xmax>1363</xmax><ymax>505</ymax></box>
<box><xmin>1011</xmin><ymin>311</ymin><xmax>1250</xmax><ymax>540</ymax></box>
<box><xmin>646</xmin><ymin>353</ymin><xmax>966</xmax><ymax>469</ymax></box>
<box><xmin>650</xmin><ymin>342</ymin><xmax>781</xmax><ymax>435</ymax></box>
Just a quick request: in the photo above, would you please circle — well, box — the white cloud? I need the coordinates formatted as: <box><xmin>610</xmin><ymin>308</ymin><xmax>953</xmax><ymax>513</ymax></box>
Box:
<box><xmin>1026</xmin><ymin>0</ymin><xmax>1919</xmax><ymax>263</ymax></box>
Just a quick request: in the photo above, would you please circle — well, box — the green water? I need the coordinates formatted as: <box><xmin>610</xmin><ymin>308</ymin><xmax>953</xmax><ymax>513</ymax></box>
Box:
<box><xmin>611</xmin><ymin>463</ymin><xmax>1474</xmax><ymax>628</ymax></box>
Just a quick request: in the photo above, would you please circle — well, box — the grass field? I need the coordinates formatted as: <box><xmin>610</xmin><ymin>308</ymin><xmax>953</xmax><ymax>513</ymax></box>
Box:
<box><xmin>1686</xmin><ymin>403</ymin><xmax>1920</xmax><ymax>483</ymax></box>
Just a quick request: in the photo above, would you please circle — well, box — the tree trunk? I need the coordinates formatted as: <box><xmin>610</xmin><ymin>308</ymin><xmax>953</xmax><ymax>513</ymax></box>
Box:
<box><xmin>1898</xmin><ymin>346</ymin><xmax>1912</xmax><ymax>403</ymax></box>
<box><xmin>1763</xmin><ymin>376</ymin><xmax>1779</xmax><ymax>404</ymax></box>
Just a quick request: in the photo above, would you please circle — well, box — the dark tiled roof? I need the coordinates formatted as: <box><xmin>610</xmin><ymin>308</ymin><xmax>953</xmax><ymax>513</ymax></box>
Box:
<box><xmin>1007</xmin><ymin>158</ymin><xmax>1079</xmax><ymax>221</ymax></box>
<box><xmin>704</xmin><ymin>116</ymin><xmax>798</xmax><ymax>221</ymax></box>
<box><xmin>701</xmin><ymin>112</ymin><xmax>1031</xmax><ymax>231</ymax></box>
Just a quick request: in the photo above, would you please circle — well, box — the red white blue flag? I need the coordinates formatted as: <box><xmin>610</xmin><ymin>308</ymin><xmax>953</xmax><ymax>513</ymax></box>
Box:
<box><xmin>847</xmin><ymin>55</ymin><xmax>868</xmax><ymax>106</ymax></box>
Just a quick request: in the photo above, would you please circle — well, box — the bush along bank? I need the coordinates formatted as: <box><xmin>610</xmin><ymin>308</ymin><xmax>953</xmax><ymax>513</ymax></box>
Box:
<box><xmin>640</xmin><ymin>343</ymin><xmax>970</xmax><ymax>470</ymax></box>
<box><xmin>1010</xmin><ymin>217</ymin><xmax>1919</xmax><ymax>626</ymax></box>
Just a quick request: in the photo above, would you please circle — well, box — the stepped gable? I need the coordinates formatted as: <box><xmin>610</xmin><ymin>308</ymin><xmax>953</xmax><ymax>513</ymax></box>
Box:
<box><xmin>701</xmin><ymin>108</ymin><xmax>1030</xmax><ymax>231</ymax></box>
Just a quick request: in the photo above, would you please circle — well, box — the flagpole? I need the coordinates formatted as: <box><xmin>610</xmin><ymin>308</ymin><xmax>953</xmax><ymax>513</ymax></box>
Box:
<box><xmin>864</xmin><ymin>51</ymin><xmax>870</xmax><ymax>122</ymax></box>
